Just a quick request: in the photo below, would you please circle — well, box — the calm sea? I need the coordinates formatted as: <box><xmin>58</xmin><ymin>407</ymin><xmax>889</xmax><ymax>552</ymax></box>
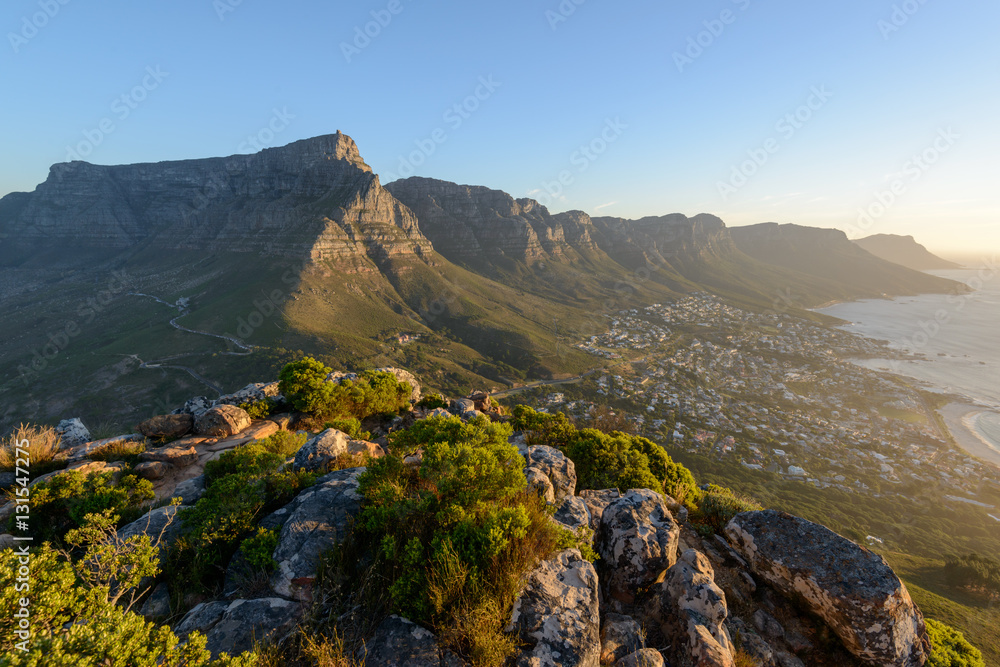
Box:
<box><xmin>818</xmin><ymin>265</ymin><xmax>1000</xmax><ymax>449</ymax></box>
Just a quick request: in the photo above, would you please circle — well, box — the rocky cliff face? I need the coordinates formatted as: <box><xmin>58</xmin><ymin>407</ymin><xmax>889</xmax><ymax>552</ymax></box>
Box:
<box><xmin>0</xmin><ymin>133</ymin><xmax>432</xmax><ymax>266</ymax></box>
<box><xmin>590</xmin><ymin>213</ymin><xmax>737</xmax><ymax>269</ymax></box>
<box><xmin>384</xmin><ymin>177</ymin><xmax>599</xmax><ymax>265</ymax></box>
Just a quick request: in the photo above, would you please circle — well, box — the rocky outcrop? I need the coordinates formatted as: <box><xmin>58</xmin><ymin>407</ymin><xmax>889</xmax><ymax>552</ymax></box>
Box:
<box><xmin>175</xmin><ymin>597</ymin><xmax>302</xmax><ymax>659</ymax></box>
<box><xmin>725</xmin><ymin>510</ymin><xmax>930</xmax><ymax>667</ymax></box>
<box><xmin>215</xmin><ymin>382</ymin><xmax>281</xmax><ymax>407</ymax></box>
<box><xmin>596</xmin><ymin>489</ymin><xmax>680</xmax><ymax>605</ymax></box>
<box><xmin>138</xmin><ymin>413</ymin><xmax>194</xmax><ymax>439</ymax></box>
<box><xmin>509</xmin><ymin>549</ymin><xmax>601</xmax><ymax>667</ymax></box>
<box><xmin>292</xmin><ymin>429</ymin><xmax>384</xmax><ymax>472</ymax></box>
<box><xmin>270</xmin><ymin>468</ymin><xmax>365</xmax><ymax>601</ymax></box>
<box><xmin>600</xmin><ymin>613</ymin><xmax>646</xmax><ymax>664</ymax></box>
<box><xmin>525</xmin><ymin>466</ymin><xmax>556</xmax><ymax>504</ymax></box>
<box><xmin>648</xmin><ymin>549</ymin><xmax>734</xmax><ymax>667</ymax></box>
<box><xmin>554</xmin><ymin>496</ymin><xmax>591</xmax><ymax>532</ymax></box>
<box><xmin>118</xmin><ymin>504</ymin><xmax>188</xmax><ymax>569</ymax></box>
<box><xmin>55</xmin><ymin>418</ymin><xmax>90</xmax><ymax>450</ymax></box>
<box><xmin>362</xmin><ymin>615</ymin><xmax>466</xmax><ymax>667</ymax></box>
<box><xmin>524</xmin><ymin>445</ymin><xmax>576</xmax><ymax>501</ymax></box>
<box><xmin>615</xmin><ymin>649</ymin><xmax>665</xmax><ymax>667</ymax></box>
<box><xmin>385</xmin><ymin>177</ymin><xmax>600</xmax><ymax>267</ymax></box>
<box><xmin>195</xmin><ymin>405</ymin><xmax>251</xmax><ymax>438</ymax></box>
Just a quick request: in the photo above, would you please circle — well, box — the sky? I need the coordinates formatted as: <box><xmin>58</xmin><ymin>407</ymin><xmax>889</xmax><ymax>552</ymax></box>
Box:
<box><xmin>1</xmin><ymin>0</ymin><xmax>997</xmax><ymax>256</ymax></box>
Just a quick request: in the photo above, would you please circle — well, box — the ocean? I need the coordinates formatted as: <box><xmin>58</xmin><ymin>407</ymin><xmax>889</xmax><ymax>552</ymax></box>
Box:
<box><xmin>818</xmin><ymin>264</ymin><xmax>1000</xmax><ymax>464</ymax></box>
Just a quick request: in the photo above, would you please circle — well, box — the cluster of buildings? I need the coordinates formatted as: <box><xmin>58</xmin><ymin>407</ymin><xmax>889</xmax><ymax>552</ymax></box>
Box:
<box><xmin>557</xmin><ymin>293</ymin><xmax>1000</xmax><ymax>506</ymax></box>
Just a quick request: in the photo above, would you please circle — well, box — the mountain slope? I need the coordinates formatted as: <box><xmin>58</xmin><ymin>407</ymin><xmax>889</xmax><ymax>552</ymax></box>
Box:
<box><xmin>853</xmin><ymin>234</ymin><xmax>962</xmax><ymax>271</ymax></box>
<box><xmin>730</xmin><ymin>223</ymin><xmax>965</xmax><ymax>301</ymax></box>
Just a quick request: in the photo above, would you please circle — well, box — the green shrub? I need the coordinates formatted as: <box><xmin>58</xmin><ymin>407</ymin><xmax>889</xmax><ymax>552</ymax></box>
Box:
<box><xmin>19</xmin><ymin>470</ymin><xmax>155</xmax><ymax>544</ymax></box>
<box><xmin>238</xmin><ymin>398</ymin><xmax>277</xmax><ymax>420</ymax></box>
<box><xmin>944</xmin><ymin>553</ymin><xmax>1000</xmax><ymax>598</ymax></box>
<box><xmin>554</xmin><ymin>525</ymin><xmax>598</xmax><ymax>563</ymax></box>
<box><xmin>278</xmin><ymin>357</ymin><xmax>413</xmax><ymax>421</ymax></box>
<box><xmin>252</xmin><ymin>430</ymin><xmax>308</xmax><ymax>458</ymax></box>
<box><xmin>692</xmin><ymin>484</ymin><xmax>763</xmax><ymax>534</ymax></box>
<box><xmin>169</xmin><ymin>443</ymin><xmax>315</xmax><ymax>595</ymax></box>
<box><xmin>417</xmin><ymin>393</ymin><xmax>449</xmax><ymax>410</ymax></box>
<box><xmin>241</xmin><ymin>526</ymin><xmax>280</xmax><ymax>572</ymax></box>
<box><xmin>926</xmin><ymin>619</ymin><xmax>985</xmax><ymax>667</ymax></box>
<box><xmin>511</xmin><ymin>405</ymin><xmax>699</xmax><ymax>502</ymax></box>
<box><xmin>0</xmin><ymin>542</ymin><xmax>255</xmax><ymax>666</ymax></box>
<box><xmin>324</xmin><ymin>417</ymin><xmax>371</xmax><ymax>441</ymax></box>
<box><xmin>357</xmin><ymin>415</ymin><xmax>561</xmax><ymax>664</ymax></box>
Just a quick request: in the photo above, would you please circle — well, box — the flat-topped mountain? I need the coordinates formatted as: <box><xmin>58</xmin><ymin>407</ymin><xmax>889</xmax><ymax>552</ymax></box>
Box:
<box><xmin>0</xmin><ymin>133</ymin><xmax>431</xmax><ymax>267</ymax></box>
<box><xmin>853</xmin><ymin>234</ymin><xmax>962</xmax><ymax>271</ymax></box>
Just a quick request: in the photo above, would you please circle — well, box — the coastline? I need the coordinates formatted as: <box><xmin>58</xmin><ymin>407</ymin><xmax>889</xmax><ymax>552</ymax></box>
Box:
<box><xmin>938</xmin><ymin>402</ymin><xmax>1000</xmax><ymax>468</ymax></box>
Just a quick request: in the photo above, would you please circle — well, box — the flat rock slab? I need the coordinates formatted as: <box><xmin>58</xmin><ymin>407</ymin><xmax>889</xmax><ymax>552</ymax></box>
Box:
<box><xmin>725</xmin><ymin>510</ymin><xmax>930</xmax><ymax>667</ymax></box>
<box><xmin>270</xmin><ymin>468</ymin><xmax>366</xmax><ymax>601</ymax></box>
<box><xmin>140</xmin><ymin>445</ymin><xmax>199</xmax><ymax>468</ymax></box>
<box><xmin>175</xmin><ymin>598</ymin><xmax>301</xmax><ymax>659</ymax></box>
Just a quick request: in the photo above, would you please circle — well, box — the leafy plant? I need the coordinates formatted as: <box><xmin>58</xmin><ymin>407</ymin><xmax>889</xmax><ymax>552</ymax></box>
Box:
<box><xmin>417</xmin><ymin>393</ymin><xmax>449</xmax><ymax>410</ymax></box>
<box><xmin>278</xmin><ymin>357</ymin><xmax>412</xmax><ymax>421</ymax></box>
<box><xmin>926</xmin><ymin>618</ymin><xmax>985</xmax><ymax>667</ymax></box>
<box><xmin>241</xmin><ymin>526</ymin><xmax>280</xmax><ymax>572</ymax></box>
<box><xmin>691</xmin><ymin>484</ymin><xmax>763</xmax><ymax>534</ymax></box>
<box><xmin>239</xmin><ymin>398</ymin><xmax>278</xmax><ymax>420</ymax></box>
<box><xmin>20</xmin><ymin>470</ymin><xmax>155</xmax><ymax>544</ymax></box>
<box><xmin>356</xmin><ymin>415</ymin><xmax>562</xmax><ymax>665</ymax></box>
<box><xmin>324</xmin><ymin>417</ymin><xmax>371</xmax><ymax>441</ymax></box>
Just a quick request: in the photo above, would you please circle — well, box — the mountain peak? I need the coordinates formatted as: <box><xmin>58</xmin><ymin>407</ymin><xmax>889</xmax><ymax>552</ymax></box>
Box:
<box><xmin>853</xmin><ymin>233</ymin><xmax>961</xmax><ymax>271</ymax></box>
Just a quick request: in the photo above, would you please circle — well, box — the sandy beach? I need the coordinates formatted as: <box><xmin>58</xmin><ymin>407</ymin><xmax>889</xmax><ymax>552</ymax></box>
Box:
<box><xmin>939</xmin><ymin>402</ymin><xmax>1000</xmax><ymax>468</ymax></box>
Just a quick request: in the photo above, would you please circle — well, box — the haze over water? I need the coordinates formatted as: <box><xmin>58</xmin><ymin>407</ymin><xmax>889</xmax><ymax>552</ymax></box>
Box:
<box><xmin>819</xmin><ymin>265</ymin><xmax>1000</xmax><ymax>462</ymax></box>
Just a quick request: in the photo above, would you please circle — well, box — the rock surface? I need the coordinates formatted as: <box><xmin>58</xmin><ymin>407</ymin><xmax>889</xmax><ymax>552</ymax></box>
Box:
<box><xmin>596</xmin><ymin>489</ymin><xmax>680</xmax><ymax>605</ymax></box>
<box><xmin>524</xmin><ymin>466</ymin><xmax>556</xmax><ymax>504</ymax></box>
<box><xmin>362</xmin><ymin>615</ymin><xmax>465</xmax><ymax>667</ymax></box>
<box><xmin>138</xmin><ymin>413</ymin><xmax>194</xmax><ymax>439</ymax></box>
<box><xmin>725</xmin><ymin>510</ymin><xmax>930</xmax><ymax>667</ymax></box>
<box><xmin>270</xmin><ymin>468</ymin><xmax>365</xmax><ymax>601</ymax></box>
<box><xmin>195</xmin><ymin>405</ymin><xmax>251</xmax><ymax>438</ymax></box>
<box><xmin>554</xmin><ymin>496</ymin><xmax>591</xmax><ymax>532</ymax></box>
<box><xmin>600</xmin><ymin>613</ymin><xmax>646</xmax><ymax>664</ymax></box>
<box><xmin>55</xmin><ymin>418</ymin><xmax>90</xmax><ymax>449</ymax></box>
<box><xmin>509</xmin><ymin>549</ymin><xmax>601</xmax><ymax>667</ymax></box>
<box><xmin>649</xmin><ymin>549</ymin><xmax>735</xmax><ymax>667</ymax></box>
<box><xmin>615</xmin><ymin>649</ymin><xmax>665</xmax><ymax>667</ymax></box>
<box><xmin>292</xmin><ymin>429</ymin><xmax>384</xmax><ymax>472</ymax></box>
<box><xmin>118</xmin><ymin>504</ymin><xmax>189</xmax><ymax>567</ymax></box>
<box><xmin>175</xmin><ymin>598</ymin><xmax>302</xmax><ymax>659</ymax></box>
<box><xmin>524</xmin><ymin>445</ymin><xmax>576</xmax><ymax>501</ymax></box>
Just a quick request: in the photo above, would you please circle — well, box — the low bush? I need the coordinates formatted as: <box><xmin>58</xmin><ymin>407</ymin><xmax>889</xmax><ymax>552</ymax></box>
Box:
<box><xmin>0</xmin><ymin>536</ymin><xmax>255</xmax><ymax>665</ymax></box>
<box><xmin>241</xmin><ymin>526</ymin><xmax>280</xmax><ymax>572</ymax></box>
<box><xmin>944</xmin><ymin>553</ymin><xmax>1000</xmax><ymax>598</ymax></box>
<box><xmin>417</xmin><ymin>393</ymin><xmax>449</xmax><ymax>410</ymax></box>
<box><xmin>278</xmin><ymin>357</ymin><xmax>412</xmax><ymax>421</ymax></box>
<box><xmin>239</xmin><ymin>398</ymin><xmax>278</xmax><ymax>420</ymax></box>
<box><xmin>169</xmin><ymin>443</ymin><xmax>315</xmax><ymax>596</ymax></box>
<box><xmin>926</xmin><ymin>618</ymin><xmax>985</xmax><ymax>667</ymax></box>
<box><xmin>691</xmin><ymin>484</ymin><xmax>763</xmax><ymax>534</ymax></box>
<box><xmin>20</xmin><ymin>470</ymin><xmax>155</xmax><ymax>544</ymax></box>
<box><xmin>0</xmin><ymin>423</ymin><xmax>64</xmax><ymax>479</ymax></box>
<box><xmin>253</xmin><ymin>430</ymin><xmax>308</xmax><ymax>458</ymax></box>
<box><xmin>324</xmin><ymin>417</ymin><xmax>371</xmax><ymax>441</ymax></box>
<box><xmin>511</xmin><ymin>405</ymin><xmax>699</xmax><ymax>504</ymax></box>
<box><xmin>356</xmin><ymin>415</ymin><xmax>562</xmax><ymax>665</ymax></box>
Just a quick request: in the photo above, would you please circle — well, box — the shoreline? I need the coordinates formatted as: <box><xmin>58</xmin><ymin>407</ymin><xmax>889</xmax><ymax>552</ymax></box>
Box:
<box><xmin>938</xmin><ymin>402</ymin><xmax>1000</xmax><ymax>468</ymax></box>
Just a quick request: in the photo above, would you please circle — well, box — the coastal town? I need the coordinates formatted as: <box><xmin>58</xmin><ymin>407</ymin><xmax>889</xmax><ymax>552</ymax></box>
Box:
<box><xmin>523</xmin><ymin>294</ymin><xmax>1000</xmax><ymax>516</ymax></box>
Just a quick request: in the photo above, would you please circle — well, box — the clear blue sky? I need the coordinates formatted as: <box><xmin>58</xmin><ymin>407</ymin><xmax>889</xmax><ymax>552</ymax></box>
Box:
<box><xmin>2</xmin><ymin>0</ymin><xmax>997</xmax><ymax>255</ymax></box>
